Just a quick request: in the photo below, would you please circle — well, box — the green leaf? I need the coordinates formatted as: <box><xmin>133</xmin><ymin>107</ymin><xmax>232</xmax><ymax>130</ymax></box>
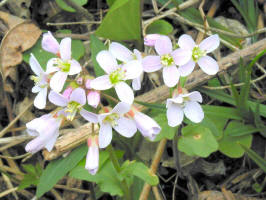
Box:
<box><xmin>202</xmin><ymin>105</ymin><xmax>242</xmax><ymax>120</ymax></box>
<box><xmin>121</xmin><ymin>161</ymin><xmax>159</xmax><ymax>186</ymax></box>
<box><xmin>95</xmin><ymin>0</ymin><xmax>141</xmax><ymax>40</ymax></box>
<box><xmin>218</xmin><ymin>121</ymin><xmax>253</xmax><ymax>158</ymax></box>
<box><xmin>107</xmin><ymin>0</ymin><xmax>116</xmax><ymax>7</ymax></box>
<box><xmin>225</xmin><ymin>121</ymin><xmax>260</xmax><ymax>137</ymax></box>
<box><xmin>178</xmin><ymin>124</ymin><xmax>218</xmax><ymax>157</ymax></box>
<box><xmin>146</xmin><ymin>20</ymin><xmax>173</xmax><ymax>35</ymax></box>
<box><xmin>240</xmin><ymin>144</ymin><xmax>266</xmax><ymax>172</ymax></box>
<box><xmin>135</xmin><ymin>101</ymin><xmax>166</xmax><ymax>111</ymax></box>
<box><xmin>70</xmin><ymin>150</ymin><xmax>124</xmax><ymax>196</ymax></box>
<box><xmin>36</xmin><ymin>145</ymin><xmax>87</xmax><ymax>197</ymax></box>
<box><xmin>18</xmin><ymin>164</ymin><xmax>43</xmax><ymax>190</ymax></box>
<box><xmin>55</xmin><ymin>0</ymin><xmax>88</xmax><ymax>12</ymax></box>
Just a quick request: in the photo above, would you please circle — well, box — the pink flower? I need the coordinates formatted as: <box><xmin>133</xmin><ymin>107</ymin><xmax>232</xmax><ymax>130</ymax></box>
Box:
<box><xmin>42</xmin><ymin>32</ymin><xmax>81</xmax><ymax>92</ymax></box>
<box><xmin>29</xmin><ymin>54</ymin><xmax>49</xmax><ymax>109</ymax></box>
<box><xmin>109</xmin><ymin>42</ymin><xmax>143</xmax><ymax>91</ymax></box>
<box><xmin>25</xmin><ymin>112</ymin><xmax>63</xmax><ymax>153</ymax></box>
<box><xmin>86</xmin><ymin>136</ymin><xmax>99</xmax><ymax>175</ymax></box>
<box><xmin>97</xmin><ymin>102</ymin><xmax>137</xmax><ymax>148</ymax></box>
<box><xmin>144</xmin><ymin>34</ymin><xmax>161</xmax><ymax>46</ymax></box>
<box><xmin>87</xmin><ymin>90</ymin><xmax>100</xmax><ymax>108</ymax></box>
<box><xmin>48</xmin><ymin>88</ymin><xmax>88</xmax><ymax>121</ymax></box>
<box><xmin>166</xmin><ymin>89</ymin><xmax>204</xmax><ymax>127</ymax></box>
<box><xmin>90</xmin><ymin>50</ymin><xmax>142</xmax><ymax>104</ymax></box>
<box><xmin>142</xmin><ymin>35</ymin><xmax>191</xmax><ymax>87</ymax></box>
<box><xmin>129</xmin><ymin>108</ymin><xmax>161</xmax><ymax>141</ymax></box>
<box><xmin>177</xmin><ymin>34</ymin><xmax>220</xmax><ymax>75</ymax></box>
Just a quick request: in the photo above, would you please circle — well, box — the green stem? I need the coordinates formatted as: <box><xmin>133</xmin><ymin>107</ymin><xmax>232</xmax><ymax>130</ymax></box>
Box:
<box><xmin>107</xmin><ymin>145</ymin><xmax>131</xmax><ymax>200</ymax></box>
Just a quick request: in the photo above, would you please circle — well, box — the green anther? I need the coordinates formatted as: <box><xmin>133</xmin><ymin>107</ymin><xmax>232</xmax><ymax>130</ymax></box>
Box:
<box><xmin>30</xmin><ymin>75</ymin><xmax>40</xmax><ymax>83</ymax></box>
<box><xmin>66</xmin><ymin>101</ymin><xmax>81</xmax><ymax>121</ymax></box>
<box><xmin>103</xmin><ymin>113</ymin><xmax>120</xmax><ymax>126</ymax></box>
<box><xmin>192</xmin><ymin>46</ymin><xmax>206</xmax><ymax>62</ymax></box>
<box><xmin>160</xmin><ymin>54</ymin><xmax>174</xmax><ymax>66</ymax></box>
<box><xmin>109</xmin><ymin>68</ymin><xmax>126</xmax><ymax>85</ymax></box>
<box><xmin>61</xmin><ymin>62</ymin><xmax>71</xmax><ymax>72</ymax></box>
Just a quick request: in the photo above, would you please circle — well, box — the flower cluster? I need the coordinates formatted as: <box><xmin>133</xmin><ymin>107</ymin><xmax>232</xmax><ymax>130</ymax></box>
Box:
<box><xmin>25</xmin><ymin>31</ymin><xmax>219</xmax><ymax>175</ymax></box>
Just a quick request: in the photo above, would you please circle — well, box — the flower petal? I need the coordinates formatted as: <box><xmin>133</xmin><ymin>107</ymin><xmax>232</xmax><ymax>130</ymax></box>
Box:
<box><xmin>178</xmin><ymin>34</ymin><xmax>196</xmax><ymax>50</ymax></box>
<box><xmin>30</xmin><ymin>54</ymin><xmax>44</xmax><ymax>75</ymax></box>
<box><xmin>34</xmin><ymin>88</ymin><xmax>47</xmax><ymax>109</ymax></box>
<box><xmin>167</xmin><ymin>104</ymin><xmax>184</xmax><ymax>127</ymax></box>
<box><xmin>69</xmin><ymin>88</ymin><xmax>86</xmax><ymax>105</ymax></box>
<box><xmin>41</xmin><ymin>31</ymin><xmax>60</xmax><ymax>54</ymax></box>
<box><xmin>90</xmin><ymin>75</ymin><xmax>113</xmax><ymax>90</ymax></box>
<box><xmin>86</xmin><ymin>145</ymin><xmax>99</xmax><ymax>175</ymax></box>
<box><xmin>96</xmin><ymin>50</ymin><xmax>118</xmax><ymax>74</ymax></box>
<box><xmin>113</xmin><ymin>117</ymin><xmax>137</xmax><ymax>138</ymax></box>
<box><xmin>112</xmin><ymin>102</ymin><xmax>131</xmax><ymax>115</ymax></box>
<box><xmin>48</xmin><ymin>90</ymin><xmax>68</xmax><ymax>107</ymax></box>
<box><xmin>184</xmin><ymin>101</ymin><xmax>204</xmax><ymax>123</ymax></box>
<box><xmin>142</xmin><ymin>56</ymin><xmax>162</xmax><ymax>72</ymax></box>
<box><xmin>187</xmin><ymin>91</ymin><xmax>202</xmax><ymax>103</ymax></box>
<box><xmin>155</xmin><ymin>35</ymin><xmax>172</xmax><ymax>55</ymax></box>
<box><xmin>69</xmin><ymin>59</ymin><xmax>81</xmax><ymax>75</ymax></box>
<box><xmin>198</xmin><ymin>56</ymin><xmax>219</xmax><ymax>75</ymax></box>
<box><xmin>32</xmin><ymin>85</ymin><xmax>41</xmax><ymax>93</ymax></box>
<box><xmin>178</xmin><ymin>60</ymin><xmax>195</xmax><ymax>77</ymax></box>
<box><xmin>199</xmin><ymin>34</ymin><xmax>220</xmax><ymax>53</ymax></box>
<box><xmin>87</xmin><ymin>91</ymin><xmax>100</xmax><ymax>108</ymax></box>
<box><xmin>109</xmin><ymin>42</ymin><xmax>133</xmax><ymax>62</ymax></box>
<box><xmin>171</xmin><ymin>48</ymin><xmax>192</xmax><ymax>66</ymax></box>
<box><xmin>45</xmin><ymin>133</ymin><xmax>59</xmax><ymax>152</ymax></box>
<box><xmin>115</xmin><ymin>82</ymin><xmax>134</xmax><ymax>104</ymax></box>
<box><xmin>144</xmin><ymin>34</ymin><xmax>161</xmax><ymax>46</ymax></box>
<box><xmin>123</xmin><ymin>60</ymin><xmax>142</xmax><ymax>80</ymax></box>
<box><xmin>60</xmin><ymin>37</ymin><xmax>71</xmax><ymax>61</ymax></box>
<box><xmin>163</xmin><ymin>66</ymin><xmax>180</xmax><ymax>87</ymax></box>
<box><xmin>50</xmin><ymin>71</ymin><xmax>68</xmax><ymax>92</ymax></box>
<box><xmin>80</xmin><ymin>108</ymin><xmax>99</xmax><ymax>123</ymax></box>
<box><xmin>132</xmin><ymin>76</ymin><xmax>141</xmax><ymax>91</ymax></box>
<box><xmin>25</xmin><ymin>136</ymin><xmax>45</xmax><ymax>154</ymax></box>
<box><xmin>46</xmin><ymin>58</ymin><xmax>60</xmax><ymax>73</ymax></box>
<box><xmin>99</xmin><ymin>123</ymin><xmax>112</xmax><ymax>148</ymax></box>
<box><xmin>133</xmin><ymin>49</ymin><xmax>142</xmax><ymax>60</ymax></box>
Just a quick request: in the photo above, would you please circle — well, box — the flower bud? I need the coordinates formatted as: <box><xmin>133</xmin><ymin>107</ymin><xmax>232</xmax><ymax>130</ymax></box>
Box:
<box><xmin>76</xmin><ymin>77</ymin><xmax>83</xmax><ymax>85</ymax></box>
<box><xmin>86</xmin><ymin>136</ymin><xmax>99</xmax><ymax>175</ymax></box>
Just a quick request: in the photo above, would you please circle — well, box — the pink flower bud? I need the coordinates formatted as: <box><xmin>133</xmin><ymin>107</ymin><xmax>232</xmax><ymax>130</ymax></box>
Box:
<box><xmin>62</xmin><ymin>86</ymin><xmax>74</xmax><ymax>99</ymax></box>
<box><xmin>76</xmin><ymin>77</ymin><xmax>83</xmax><ymax>85</ymax></box>
<box><xmin>85</xmin><ymin>79</ymin><xmax>92</xmax><ymax>89</ymax></box>
<box><xmin>87</xmin><ymin>90</ymin><xmax>100</xmax><ymax>108</ymax></box>
<box><xmin>144</xmin><ymin>34</ymin><xmax>161</xmax><ymax>46</ymax></box>
<box><xmin>86</xmin><ymin>136</ymin><xmax>99</xmax><ymax>175</ymax></box>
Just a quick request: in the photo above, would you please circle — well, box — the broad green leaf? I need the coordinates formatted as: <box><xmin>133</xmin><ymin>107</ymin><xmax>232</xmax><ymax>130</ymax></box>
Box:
<box><xmin>95</xmin><ymin>0</ymin><xmax>141</xmax><ymax>40</ymax></box>
<box><xmin>200</xmin><ymin>115</ymin><xmax>223</xmax><ymax>139</ymax></box>
<box><xmin>146</xmin><ymin>20</ymin><xmax>173</xmax><ymax>35</ymax></box>
<box><xmin>240</xmin><ymin>144</ymin><xmax>266</xmax><ymax>172</ymax></box>
<box><xmin>225</xmin><ymin>121</ymin><xmax>260</xmax><ymax>137</ymax></box>
<box><xmin>135</xmin><ymin>101</ymin><xmax>166</xmax><ymax>111</ymax></box>
<box><xmin>70</xmin><ymin>150</ymin><xmax>124</xmax><ymax>196</ymax></box>
<box><xmin>18</xmin><ymin>164</ymin><xmax>42</xmax><ymax>190</ymax></box>
<box><xmin>178</xmin><ymin>125</ymin><xmax>218</xmax><ymax>157</ymax></box>
<box><xmin>55</xmin><ymin>0</ymin><xmax>88</xmax><ymax>12</ymax></box>
<box><xmin>107</xmin><ymin>0</ymin><xmax>116</xmax><ymax>7</ymax></box>
<box><xmin>202</xmin><ymin>105</ymin><xmax>242</xmax><ymax>120</ymax></box>
<box><xmin>36</xmin><ymin>145</ymin><xmax>87</xmax><ymax>197</ymax></box>
<box><xmin>121</xmin><ymin>161</ymin><xmax>159</xmax><ymax>186</ymax></box>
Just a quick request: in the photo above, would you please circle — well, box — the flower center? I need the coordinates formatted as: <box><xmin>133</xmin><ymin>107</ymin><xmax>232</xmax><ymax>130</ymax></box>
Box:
<box><xmin>192</xmin><ymin>46</ymin><xmax>206</xmax><ymax>62</ymax></box>
<box><xmin>109</xmin><ymin>68</ymin><xmax>126</xmax><ymax>85</ymax></box>
<box><xmin>54</xmin><ymin>59</ymin><xmax>71</xmax><ymax>72</ymax></box>
<box><xmin>160</xmin><ymin>54</ymin><xmax>174</xmax><ymax>66</ymax></box>
<box><xmin>103</xmin><ymin>113</ymin><xmax>120</xmax><ymax>126</ymax></box>
<box><xmin>65</xmin><ymin>101</ymin><xmax>82</xmax><ymax>121</ymax></box>
<box><xmin>30</xmin><ymin>75</ymin><xmax>48</xmax><ymax>88</ymax></box>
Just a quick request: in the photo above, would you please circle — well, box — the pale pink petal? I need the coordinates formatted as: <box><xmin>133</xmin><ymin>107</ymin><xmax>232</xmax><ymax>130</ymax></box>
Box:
<box><xmin>46</xmin><ymin>58</ymin><xmax>60</xmax><ymax>73</ymax></box>
<box><xmin>30</xmin><ymin>54</ymin><xmax>44</xmax><ymax>75</ymax></box>
<box><xmin>96</xmin><ymin>50</ymin><xmax>118</xmax><ymax>74</ymax></box>
<box><xmin>86</xmin><ymin>145</ymin><xmax>99</xmax><ymax>175</ymax></box>
<box><xmin>60</xmin><ymin>37</ymin><xmax>71</xmax><ymax>61</ymax></box>
<box><xmin>87</xmin><ymin>91</ymin><xmax>100</xmax><ymax>108</ymax></box>
<box><xmin>48</xmin><ymin>90</ymin><xmax>68</xmax><ymax>107</ymax></box>
<box><xmin>187</xmin><ymin>91</ymin><xmax>202</xmax><ymax>103</ymax></box>
<box><xmin>132</xmin><ymin>76</ymin><xmax>141</xmax><ymax>91</ymax></box>
<box><xmin>144</xmin><ymin>34</ymin><xmax>161</xmax><ymax>46</ymax></box>
<box><xmin>178</xmin><ymin>60</ymin><xmax>195</xmax><ymax>77</ymax></box>
<box><xmin>178</xmin><ymin>34</ymin><xmax>196</xmax><ymax>50</ymax></box>
<box><xmin>50</xmin><ymin>71</ymin><xmax>68</xmax><ymax>92</ymax></box>
<box><xmin>184</xmin><ymin>101</ymin><xmax>204</xmax><ymax>123</ymax></box>
<box><xmin>80</xmin><ymin>109</ymin><xmax>99</xmax><ymax>123</ymax></box>
<box><xmin>166</xmin><ymin>96</ymin><xmax>183</xmax><ymax>106</ymax></box>
<box><xmin>198</xmin><ymin>56</ymin><xmax>219</xmax><ymax>75</ymax></box>
<box><xmin>62</xmin><ymin>86</ymin><xmax>73</xmax><ymax>99</ymax></box>
<box><xmin>163</xmin><ymin>66</ymin><xmax>180</xmax><ymax>87</ymax></box>
<box><xmin>123</xmin><ymin>60</ymin><xmax>142</xmax><ymax>80</ymax></box>
<box><xmin>85</xmin><ymin>79</ymin><xmax>92</xmax><ymax>89</ymax></box>
<box><xmin>112</xmin><ymin>102</ymin><xmax>131</xmax><ymax>115</ymax></box>
<box><xmin>115</xmin><ymin>82</ymin><xmax>134</xmax><ymax>104</ymax></box>
<box><xmin>41</xmin><ymin>31</ymin><xmax>60</xmax><ymax>54</ymax></box>
<box><xmin>90</xmin><ymin>75</ymin><xmax>113</xmax><ymax>90</ymax></box>
<box><xmin>109</xmin><ymin>42</ymin><xmax>133</xmax><ymax>62</ymax></box>
<box><xmin>155</xmin><ymin>35</ymin><xmax>172</xmax><ymax>55</ymax></box>
<box><xmin>113</xmin><ymin>117</ymin><xmax>137</xmax><ymax>138</ymax></box>
<box><xmin>32</xmin><ymin>86</ymin><xmax>41</xmax><ymax>93</ymax></box>
<box><xmin>25</xmin><ymin>136</ymin><xmax>45</xmax><ymax>154</ymax></box>
<box><xmin>69</xmin><ymin>60</ymin><xmax>82</xmax><ymax>75</ymax></box>
<box><xmin>99</xmin><ymin>123</ymin><xmax>112</xmax><ymax>148</ymax></box>
<box><xmin>199</xmin><ymin>34</ymin><xmax>220</xmax><ymax>53</ymax></box>
<box><xmin>133</xmin><ymin>49</ymin><xmax>142</xmax><ymax>60</ymax></box>
<box><xmin>45</xmin><ymin>133</ymin><xmax>59</xmax><ymax>152</ymax></box>
<box><xmin>142</xmin><ymin>56</ymin><xmax>162</xmax><ymax>72</ymax></box>
<box><xmin>69</xmin><ymin>88</ymin><xmax>86</xmax><ymax>105</ymax></box>
<box><xmin>167</xmin><ymin>104</ymin><xmax>184</xmax><ymax>127</ymax></box>
<box><xmin>171</xmin><ymin>48</ymin><xmax>192</xmax><ymax>66</ymax></box>
<box><xmin>34</xmin><ymin>88</ymin><xmax>47</xmax><ymax>109</ymax></box>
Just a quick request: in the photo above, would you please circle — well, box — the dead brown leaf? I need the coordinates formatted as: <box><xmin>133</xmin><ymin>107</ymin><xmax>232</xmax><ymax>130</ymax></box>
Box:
<box><xmin>199</xmin><ymin>190</ymin><xmax>262</xmax><ymax>200</ymax></box>
<box><xmin>0</xmin><ymin>21</ymin><xmax>41</xmax><ymax>79</ymax></box>
<box><xmin>0</xmin><ymin>11</ymin><xmax>24</xmax><ymax>31</ymax></box>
